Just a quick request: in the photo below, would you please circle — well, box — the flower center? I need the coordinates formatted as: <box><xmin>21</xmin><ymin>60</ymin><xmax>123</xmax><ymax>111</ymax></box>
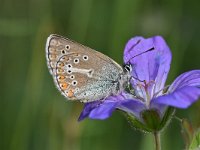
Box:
<box><xmin>133</xmin><ymin>80</ymin><xmax>156</xmax><ymax>107</ymax></box>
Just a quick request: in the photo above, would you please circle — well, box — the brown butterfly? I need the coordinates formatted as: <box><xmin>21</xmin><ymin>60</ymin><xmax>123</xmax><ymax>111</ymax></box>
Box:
<box><xmin>46</xmin><ymin>34</ymin><xmax>132</xmax><ymax>102</ymax></box>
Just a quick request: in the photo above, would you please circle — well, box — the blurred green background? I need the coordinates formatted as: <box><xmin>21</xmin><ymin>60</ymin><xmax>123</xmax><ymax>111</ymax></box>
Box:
<box><xmin>1</xmin><ymin>0</ymin><xmax>200</xmax><ymax>149</ymax></box>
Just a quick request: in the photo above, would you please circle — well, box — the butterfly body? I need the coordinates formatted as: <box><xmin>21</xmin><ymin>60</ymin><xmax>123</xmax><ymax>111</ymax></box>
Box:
<box><xmin>46</xmin><ymin>34</ymin><xmax>131</xmax><ymax>102</ymax></box>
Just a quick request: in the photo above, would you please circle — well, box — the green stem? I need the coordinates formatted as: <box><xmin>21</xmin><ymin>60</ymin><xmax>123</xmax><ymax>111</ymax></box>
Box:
<box><xmin>154</xmin><ymin>132</ymin><xmax>161</xmax><ymax>150</ymax></box>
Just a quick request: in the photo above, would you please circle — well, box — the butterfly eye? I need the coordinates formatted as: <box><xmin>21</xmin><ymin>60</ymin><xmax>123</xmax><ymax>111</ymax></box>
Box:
<box><xmin>65</xmin><ymin>45</ymin><xmax>70</xmax><ymax>50</ymax></box>
<box><xmin>124</xmin><ymin>64</ymin><xmax>132</xmax><ymax>72</ymax></box>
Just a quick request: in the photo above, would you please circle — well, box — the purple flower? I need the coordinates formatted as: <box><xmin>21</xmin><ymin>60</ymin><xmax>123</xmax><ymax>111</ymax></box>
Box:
<box><xmin>78</xmin><ymin>36</ymin><xmax>200</xmax><ymax>130</ymax></box>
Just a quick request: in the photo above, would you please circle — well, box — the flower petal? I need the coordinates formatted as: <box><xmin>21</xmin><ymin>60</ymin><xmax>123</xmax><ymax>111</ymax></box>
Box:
<box><xmin>78</xmin><ymin>92</ymin><xmax>146</xmax><ymax>121</ymax></box>
<box><xmin>169</xmin><ymin>70</ymin><xmax>200</xmax><ymax>92</ymax></box>
<box><xmin>88</xmin><ymin>101</ymin><xmax>118</xmax><ymax>120</ymax></box>
<box><xmin>151</xmin><ymin>86</ymin><xmax>200</xmax><ymax>108</ymax></box>
<box><xmin>123</xmin><ymin>36</ymin><xmax>172</xmax><ymax>93</ymax></box>
<box><xmin>117</xmin><ymin>99</ymin><xmax>146</xmax><ymax>120</ymax></box>
<box><xmin>78</xmin><ymin>93</ymin><xmax>130</xmax><ymax>121</ymax></box>
<box><xmin>78</xmin><ymin>101</ymin><xmax>102</xmax><ymax>121</ymax></box>
<box><xmin>149</xmin><ymin>101</ymin><xmax>167</xmax><ymax>118</ymax></box>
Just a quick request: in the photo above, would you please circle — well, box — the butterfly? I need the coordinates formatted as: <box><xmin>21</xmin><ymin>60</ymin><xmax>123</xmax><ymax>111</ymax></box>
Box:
<box><xmin>46</xmin><ymin>34</ymin><xmax>133</xmax><ymax>103</ymax></box>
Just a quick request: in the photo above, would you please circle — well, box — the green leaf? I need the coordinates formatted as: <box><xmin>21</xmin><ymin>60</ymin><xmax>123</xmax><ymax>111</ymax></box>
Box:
<box><xmin>122</xmin><ymin>107</ymin><xmax>175</xmax><ymax>133</ymax></box>
<box><xmin>123</xmin><ymin>112</ymin><xmax>153</xmax><ymax>133</ymax></box>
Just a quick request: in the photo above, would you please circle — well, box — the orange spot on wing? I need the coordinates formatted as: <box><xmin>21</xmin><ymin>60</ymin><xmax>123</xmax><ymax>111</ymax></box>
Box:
<box><xmin>68</xmin><ymin>89</ymin><xmax>74</xmax><ymax>98</ymax></box>
<box><xmin>61</xmin><ymin>56</ymin><xmax>70</xmax><ymax>61</ymax></box>
<box><xmin>57</xmin><ymin>69</ymin><xmax>64</xmax><ymax>74</ymax></box>
<box><xmin>57</xmin><ymin>62</ymin><xmax>64</xmax><ymax>67</ymax></box>
<box><xmin>60</xmin><ymin>82</ymin><xmax>68</xmax><ymax>90</ymax></box>
<box><xmin>58</xmin><ymin>75</ymin><xmax>65</xmax><ymax>80</ymax></box>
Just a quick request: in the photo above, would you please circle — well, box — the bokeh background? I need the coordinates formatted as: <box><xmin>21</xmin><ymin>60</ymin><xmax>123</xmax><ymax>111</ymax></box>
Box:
<box><xmin>1</xmin><ymin>0</ymin><xmax>200</xmax><ymax>149</ymax></box>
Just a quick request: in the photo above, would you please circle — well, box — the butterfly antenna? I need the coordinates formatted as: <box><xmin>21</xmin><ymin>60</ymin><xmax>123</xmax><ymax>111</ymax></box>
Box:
<box><xmin>127</xmin><ymin>47</ymin><xmax>155</xmax><ymax>83</ymax></box>
<box><xmin>128</xmin><ymin>47</ymin><xmax>155</xmax><ymax>63</ymax></box>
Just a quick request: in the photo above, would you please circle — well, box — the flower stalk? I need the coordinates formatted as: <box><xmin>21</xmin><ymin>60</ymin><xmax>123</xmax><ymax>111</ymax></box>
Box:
<box><xmin>154</xmin><ymin>132</ymin><xmax>161</xmax><ymax>150</ymax></box>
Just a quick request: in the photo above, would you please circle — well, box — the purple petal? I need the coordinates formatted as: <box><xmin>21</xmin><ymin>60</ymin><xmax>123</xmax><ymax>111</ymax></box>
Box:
<box><xmin>78</xmin><ymin>93</ymin><xmax>129</xmax><ymax>121</ymax></box>
<box><xmin>123</xmin><ymin>36</ymin><xmax>172</xmax><ymax>93</ymax></box>
<box><xmin>78</xmin><ymin>101</ymin><xmax>102</xmax><ymax>121</ymax></box>
<box><xmin>117</xmin><ymin>99</ymin><xmax>146</xmax><ymax>120</ymax></box>
<box><xmin>150</xmin><ymin>101</ymin><xmax>167</xmax><ymax>118</ymax></box>
<box><xmin>78</xmin><ymin>92</ymin><xmax>146</xmax><ymax>121</ymax></box>
<box><xmin>88</xmin><ymin>101</ymin><xmax>118</xmax><ymax>120</ymax></box>
<box><xmin>169</xmin><ymin>70</ymin><xmax>200</xmax><ymax>92</ymax></box>
<box><xmin>151</xmin><ymin>86</ymin><xmax>200</xmax><ymax>108</ymax></box>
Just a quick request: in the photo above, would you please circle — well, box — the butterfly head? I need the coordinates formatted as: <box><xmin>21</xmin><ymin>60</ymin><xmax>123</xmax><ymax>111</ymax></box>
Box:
<box><xmin>117</xmin><ymin>64</ymin><xmax>132</xmax><ymax>92</ymax></box>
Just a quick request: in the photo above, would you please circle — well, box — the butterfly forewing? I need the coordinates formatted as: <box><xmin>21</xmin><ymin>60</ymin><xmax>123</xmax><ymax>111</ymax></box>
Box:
<box><xmin>46</xmin><ymin>34</ymin><xmax>123</xmax><ymax>102</ymax></box>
